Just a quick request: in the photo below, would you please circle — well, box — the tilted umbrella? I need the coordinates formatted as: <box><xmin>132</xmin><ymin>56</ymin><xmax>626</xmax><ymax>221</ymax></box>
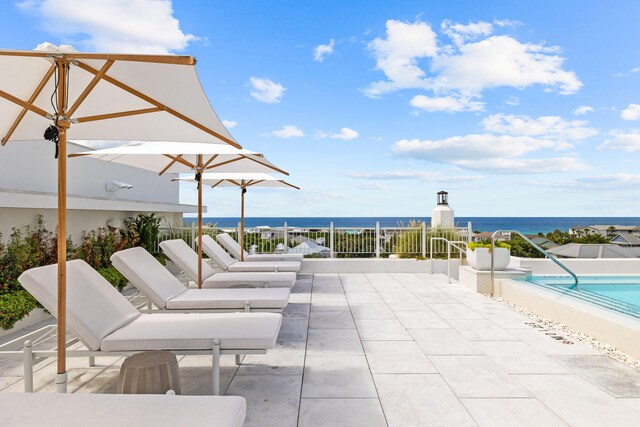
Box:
<box><xmin>175</xmin><ymin>173</ymin><xmax>299</xmax><ymax>260</ymax></box>
<box><xmin>0</xmin><ymin>43</ymin><xmax>240</xmax><ymax>392</ymax></box>
<box><xmin>70</xmin><ymin>141</ymin><xmax>289</xmax><ymax>286</ymax></box>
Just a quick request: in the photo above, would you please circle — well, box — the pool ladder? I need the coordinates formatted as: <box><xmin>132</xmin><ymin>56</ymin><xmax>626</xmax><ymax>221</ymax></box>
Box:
<box><xmin>490</xmin><ymin>230</ymin><xmax>579</xmax><ymax>289</ymax></box>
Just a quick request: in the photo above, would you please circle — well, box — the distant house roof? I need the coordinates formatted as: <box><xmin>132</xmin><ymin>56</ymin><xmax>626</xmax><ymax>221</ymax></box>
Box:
<box><xmin>611</xmin><ymin>234</ymin><xmax>640</xmax><ymax>246</ymax></box>
<box><xmin>289</xmin><ymin>240</ymin><xmax>329</xmax><ymax>255</ymax></box>
<box><xmin>472</xmin><ymin>231</ymin><xmax>508</xmax><ymax>241</ymax></box>
<box><xmin>528</xmin><ymin>236</ymin><xmax>559</xmax><ymax>250</ymax></box>
<box><xmin>547</xmin><ymin>243</ymin><xmax>635</xmax><ymax>258</ymax></box>
<box><xmin>573</xmin><ymin>225</ymin><xmax>640</xmax><ymax>232</ymax></box>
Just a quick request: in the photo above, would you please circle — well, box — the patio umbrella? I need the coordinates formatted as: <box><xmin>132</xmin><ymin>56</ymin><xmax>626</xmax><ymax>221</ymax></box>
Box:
<box><xmin>70</xmin><ymin>141</ymin><xmax>289</xmax><ymax>286</ymax></box>
<box><xmin>0</xmin><ymin>43</ymin><xmax>241</xmax><ymax>392</ymax></box>
<box><xmin>174</xmin><ymin>173</ymin><xmax>299</xmax><ymax>260</ymax></box>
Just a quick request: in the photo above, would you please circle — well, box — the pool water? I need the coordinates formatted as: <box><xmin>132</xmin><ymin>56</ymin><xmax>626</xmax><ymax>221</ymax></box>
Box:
<box><xmin>520</xmin><ymin>276</ymin><xmax>640</xmax><ymax>318</ymax></box>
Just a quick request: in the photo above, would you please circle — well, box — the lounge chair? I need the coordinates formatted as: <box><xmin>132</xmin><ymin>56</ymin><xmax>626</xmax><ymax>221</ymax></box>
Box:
<box><xmin>110</xmin><ymin>247</ymin><xmax>290</xmax><ymax>312</ymax></box>
<box><xmin>217</xmin><ymin>232</ymin><xmax>304</xmax><ymax>262</ymax></box>
<box><xmin>17</xmin><ymin>259</ymin><xmax>282</xmax><ymax>395</ymax></box>
<box><xmin>3</xmin><ymin>392</ymin><xmax>246</xmax><ymax>427</ymax></box>
<box><xmin>199</xmin><ymin>235</ymin><xmax>301</xmax><ymax>273</ymax></box>
<box><xmin>159</xmin><ymin>239</ymin><xmax>296</xmax><ymax>288</ymax></box>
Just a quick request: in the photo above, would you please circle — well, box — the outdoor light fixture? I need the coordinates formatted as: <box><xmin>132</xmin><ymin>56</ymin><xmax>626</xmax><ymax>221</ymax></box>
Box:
<box><xmin>105</xmin><ymin>180</ymin><xmax>134</xmax><ymax>191</ymax></box>
<box><xmin>43</xmin><ymin>124</ymin><xmax>59</xmax><ymax>158</ymax></box>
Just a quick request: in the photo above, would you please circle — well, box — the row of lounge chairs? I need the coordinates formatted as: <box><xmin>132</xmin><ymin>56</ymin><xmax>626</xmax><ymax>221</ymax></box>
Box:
<box><xmin>3</xmin><ymin>234</ymin><xmax>305</xmax><ymax>426</ymax></box>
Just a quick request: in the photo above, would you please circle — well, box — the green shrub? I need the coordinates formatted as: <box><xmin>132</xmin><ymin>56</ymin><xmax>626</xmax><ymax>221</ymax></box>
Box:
<box><xmin>0</xmin><ymin>291</ymin><xmax>38</xmax><ymax>330</ymax></box>
<box><xmin>125</xmin><ymin>213</ymin><xmax>163</xmax><ymax>255</ymax></box>
<box><xmin>97</xmin><ymin>266</ymin><xmax>129</xmax><ymax>291</ymax></box>
<box><xmin>468</xmin><ymin>241</ymin><xmax>511</xmax><ymax>251</ymax></box>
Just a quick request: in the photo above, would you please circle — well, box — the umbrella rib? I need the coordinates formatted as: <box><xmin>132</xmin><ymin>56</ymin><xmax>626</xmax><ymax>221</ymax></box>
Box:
<box><xmin>227</xmin><ymin>179</ymin><xmax>242</xmax><ymax>187</ymax></box>
<box><xmin>281</xmin><ymin>181</ymin><xmax>301</xmax><ymax>190</ymax></box>
<box><xmin>73</xmin><ymin>107</ymin><xmax>162</xmax><ymax>123</ymax></box>
<box><xmin>1</xmin><ymin>64</ymin><xmax>55</xmax><ymax>145</ymax></box>
<box><xmin>0</xmin><ymin>89</ymin><xmax>51</xmax><ymax>121</ymax></box>
<box><xmin>67</xmin><ymin>60</ymin><xmax>114</xmax><ymax>117</ymax></box>
<box><xmin>202</xmin><ymin>154</ymin><xmax>219</xmax><ymax>169</ymax></box>
<box><xmin>163</xmin><ymin>154</ymin><xmax>195</xmax><ymax>169</ymax></box>
<box><xmin>205</xmin><ymin>156</ymin><xmax>244</xmax><ymax>169</ymax></box>
<box><xmin>210</xmin><ymin>181</ymin><xmax>224</xmax><ymax>188</ymax></box>
<box><xmin>239</xmin><ymin>154</ymin><xmax>289</xmax><ymax>176</ymax></box>
<box><xmin>74</xmin><ymin>60</ymin><xmax>242</xmax><ymax>149</ymax></box>
<box><xmin>159</xmin><ymin>154</ymin><xmax>183</xmax><ymax>175</ymax></box>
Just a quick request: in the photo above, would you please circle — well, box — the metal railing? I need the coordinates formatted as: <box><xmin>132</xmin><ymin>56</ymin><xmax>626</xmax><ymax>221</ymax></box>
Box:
<box><xmin>491</xmin><ymin>230</ymin><xmax>579</xmax><ymax>288</ymax></box>
<box><xmin>430</xmin><ymin>237</ymin><xmax>468</xmax><ymax>283</ymax></box>
<box><xmin>158</xmin><ymin>222</ymin><xmax>470</xmax><ymax>259</ymax></box>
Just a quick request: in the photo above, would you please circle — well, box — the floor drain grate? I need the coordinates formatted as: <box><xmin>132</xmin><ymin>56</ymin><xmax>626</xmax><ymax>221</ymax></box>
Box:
<box><xmin>526</xmin><ymin>322</ymin><xmax>574</xmax><ymax>345</ymax></box>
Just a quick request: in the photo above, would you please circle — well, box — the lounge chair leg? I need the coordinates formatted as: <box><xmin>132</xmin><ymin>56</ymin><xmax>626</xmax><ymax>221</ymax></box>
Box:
<box><xmin>244</xmin><ymin>301</ymin><xmax>250</xmax><ymax>312</ymax></box>
<box><xmin>235</xmin><ymin>354</ymin><xmax>242</xmax><ymax>365</ymax></box>
<box><xmin>23</xmin><ymin>340</ymin><xmax>33</xmax><ymax>393</ymax></box>
<box><xmin>88</xmin><ymin>356</ymin><xmax>95</xmax><ymax>367</ymax></box>
<box><xmin>212</xmin><ymin>338</ymin><xmax>221</xmax><ymax>396</ymax></box>
<box><xmin>56</xmin><ymin>372</ymin><xmax>67</xmax><ymax>393</ymax></box>
<box><xmin>147</xmin><ymin>301</ymin><xmax>152</xmax><ymax>310</ymax></box>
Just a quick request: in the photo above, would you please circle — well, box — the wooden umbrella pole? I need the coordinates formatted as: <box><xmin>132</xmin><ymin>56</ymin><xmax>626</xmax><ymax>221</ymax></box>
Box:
<box><xmin>197</xmin><ymin>155</ymin><xmax>203</xmax><ymax>289</ymax></box>
<box><xmin>55</xmin><ymin>59</ymin><xmax>70</xmax><ymax>393</ymax></box>
<box><xmin>240</xmin><ymin>185</ymin><xmax>245</xmax><ymax>261</ymax></box>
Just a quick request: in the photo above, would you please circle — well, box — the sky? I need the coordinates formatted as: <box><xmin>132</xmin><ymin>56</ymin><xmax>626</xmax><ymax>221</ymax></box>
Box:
<box><xmin>2</xmin><ymin>0</ymin><xmax>640</xmax><ymax>217</ymax></box>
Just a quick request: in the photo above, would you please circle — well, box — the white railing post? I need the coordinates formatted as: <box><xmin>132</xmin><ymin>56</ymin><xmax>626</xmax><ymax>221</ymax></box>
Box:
<box><xmin>375</xmin><ymin>222</ymin><xmax>380</xmax><ymax>258</ymax></box>
<box><xmin>284</xmin><ymin>222</ymin><xmax>288</xmax><ymax>252</ymax></box>
<box><xmin>190</xmin><ymin>222</ymin><xmax>196</xmax><ymax>251</ymax></box>
<box><xmin>467</xmin><ymin>221</ymin><xmax>473</xmax><ymax>243</ymax></box>
<box><xmin>237</xmin><ymin>222</ymin><xmax>242</xmax><ymax>243</ymax></box>
<box><xmin>447</xmin><ymin>241</ymin><xmax>451</xmax><ymax>283</ymax></box>
<box><xmin>330</xmin><ymin>222</ymin><xmax>335</xmax><ymax>258</ymax></box>
<box><xmin>422</xmin><ymin>222</ymin><xmax>427</xmax><ymax>258</ymax></box>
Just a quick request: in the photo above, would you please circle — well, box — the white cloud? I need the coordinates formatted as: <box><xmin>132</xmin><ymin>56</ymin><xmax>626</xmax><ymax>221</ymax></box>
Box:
<box><xmin>482</xmin><ymin>114</ymin><xmax>598</xmax><ymax>141</ymax></box>
<box><xmin>598</xmin><ymin>130</ymin><xmax>640</xmax><ymax>152</ymax></box>
<box><xmin>317</xmin><ymin>127</ymin><xmax>359</xmax><ymax>141</ymax></box>
<box><xmin>313</xmin><ymin>39</ymin><xmax>335</xmax><ymax>62</ymax></box>
<box><xmin>505</xmin><ymin>96</ymin><xmax>520</xmax><ymax>106</ymax></box>
<box><xmin>249</xmin><ymin>77</ymin><xmax>286</xmax><ymax>103</ymax></box>
<box><xmin>271</xmin><ymin>125</ymin><xmax>304</xmax><ymax>138</ymax></box>
<box><xmin>455</xmin><ymin>157</ymin><xmax>587</xmax><ymax>174</ymax></box>
<box><xmin>221</xmin><ymin>119</ymin><xmax>237</xmax><ymax>129</ymax></box>
<box><xmin>365</xmin><ymin>19</ymin><xmax>437</xmax><ymax>97</ymax></box>
<box><xmin>573</xmin><ymin>105</ymin><xmax>594</xmax><ymax>115</ymax></box>
<box><xmin>356</xmin><ymin>182</ymin><xmax>388</xmax><ymax>190</ymax></box>
<box><xmin>410</xmin><ymin>94</ymin><xmax>484</xmax><ymax>112</ymax></box>
<box><xmin>18</xmin><ymin>0</ymin><xmax>195</xmax><ymax>54</ymax></box>
<box><xmin>540</xmin><ymin>174</ymin><xmax>640</xmax><ymax>190</ymax></box>
<box><xmin>364</xmin><ymin>19</ymin><xmax>581</xmax><ymax>102</ymax></box>
<box><xmin>348</xmin><ymin>170</ymin><xmax>483</xmax><ymax>182</ymax></box>
<box><xmin>621</xmin><ymin>104</ymin><xmax>640</xmax><ymax>121</ymax></box>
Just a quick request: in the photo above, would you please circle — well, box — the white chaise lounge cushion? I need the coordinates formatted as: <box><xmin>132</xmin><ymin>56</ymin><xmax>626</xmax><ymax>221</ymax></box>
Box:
<box><xmin>201</xmin><ymin>235</ymin><xmax>301</xmax><ymax>272</ymax></box>
<box><xmin>110</xmin><ymin>247</ymin><xmax>186</xmax><ymax>309</ymax></box>
<box><xmin>217</xmin><ymin>233</ymin><xmax>304</xmax><ymax>262</ymax></box>
<box><xmin>2</xmin><ymin>392</ymin><xmax>246</xmax><ymax>427</ymax></box>
<box><xmin>19</xmin><ymin>260</ymin><xmax>141</xmax><ymax>351</ymax></box>
<box><xmin>203</xmin><ymin>271</ymin><xmax>297</xmax><ymax>289</ymax></box>
<box><xmin>160</xmin><ymin>239</ymin><xmax>216</xmax><ymax>282</ymax></box>
<box><xmin>165</xmin><ymin>288</ymin><xmax>290</xmax><ymax>310</ymax></box>
<box><xmin>101</xmin><ymin>312</ymin><xmax>282</xmax><ymax>351</ymax></box>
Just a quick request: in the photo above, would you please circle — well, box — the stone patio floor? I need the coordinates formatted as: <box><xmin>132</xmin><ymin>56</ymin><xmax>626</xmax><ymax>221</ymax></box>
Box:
<box><xmin>2</xmin><ymin>272</ymin><xmax>640</xmax><ymax>426</ymax></box>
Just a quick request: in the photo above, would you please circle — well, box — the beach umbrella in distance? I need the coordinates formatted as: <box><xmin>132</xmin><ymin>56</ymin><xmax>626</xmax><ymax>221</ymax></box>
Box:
<box><xmin>0</xmin><ymin>43</ymin><xmax>241</xmax><ymax>392</ymax></box>
<box><xmin>174</xmin><ymin>173</ymin><xmax>299</xmax><ymax>260</ymax></box>
<box><xmin>70</xmin><ymin>141</ymin><xmax>289</xmax><ymax>286</ymax></box>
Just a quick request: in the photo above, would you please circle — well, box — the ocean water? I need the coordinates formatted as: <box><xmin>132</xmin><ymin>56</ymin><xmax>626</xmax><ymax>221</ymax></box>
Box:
<box><xmin>183</xmin><ymin>217</ymin><xmax>640</xmax><ymax>234</ymax></box>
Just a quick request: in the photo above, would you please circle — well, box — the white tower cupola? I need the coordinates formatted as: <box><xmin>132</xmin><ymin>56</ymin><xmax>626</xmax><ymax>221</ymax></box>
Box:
<box><xmin>431</xmin><ymin>191</ymin><xmax>455</xmax><ymax>228</ymax></box>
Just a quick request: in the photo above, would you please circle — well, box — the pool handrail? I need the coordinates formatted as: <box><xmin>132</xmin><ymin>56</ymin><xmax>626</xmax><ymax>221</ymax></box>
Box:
<box><xmin>491</xmin><ymin>230</ymin><xmax>579</xmax><ymax>289</ymax></box>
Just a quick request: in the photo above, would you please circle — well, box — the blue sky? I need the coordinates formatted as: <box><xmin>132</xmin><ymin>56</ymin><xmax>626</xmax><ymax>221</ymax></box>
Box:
<box><xmin>3</xmin><ymin>0</ymin><xmax>640</xmax><ymax>217</ymax></box>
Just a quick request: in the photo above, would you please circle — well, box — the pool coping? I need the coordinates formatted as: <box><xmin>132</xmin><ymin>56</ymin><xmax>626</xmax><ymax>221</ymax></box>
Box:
<box><xmin>496</xmin><ymin>278</ymin><xmax>640</xmax><ymax>359</ymax></box>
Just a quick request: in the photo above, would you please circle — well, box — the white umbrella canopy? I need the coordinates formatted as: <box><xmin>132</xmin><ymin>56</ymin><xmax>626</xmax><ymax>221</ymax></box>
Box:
<box><xmin>0</xmin><ymin>44</ymin><xmax>240</xmax><ymax>393</ymax></box>
<box><xmin>175</xmin><ymin>173</ymin><xmax>299</xmax><ymax>260</ymax></box>
<box><xmin>70</xmin><ymin>142</ymin><xmax>290</xmax><ymax>286</ymax></box>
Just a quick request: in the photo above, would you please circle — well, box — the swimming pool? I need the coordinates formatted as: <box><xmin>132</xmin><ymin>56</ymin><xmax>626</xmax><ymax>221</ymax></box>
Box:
<box><xmin>518</xmin><ymin>275</ymin><xmax>640</xmax><ymax>319</ymax></box>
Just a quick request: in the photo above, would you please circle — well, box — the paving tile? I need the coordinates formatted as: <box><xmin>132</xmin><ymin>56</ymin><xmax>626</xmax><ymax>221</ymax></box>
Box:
<box><xmin>363</xmin><ymin>341</ymin><xmax>436</xmax><ymax>373</ymax></box>
<box><xmin>461</xmin><ymin>398</ymin><xmax>567</xmax><ymax>427</ymax></box>
<box><xmin>298</xmin><ymin>398</ymin><xmax>387</xmax><ymax>427</ymax></box>
<box><xmin>346</xmin><ymin>292</ymin><xmax>385</xmax><ymax>305</ymax></box>
<box><xmin>309</xmin><ymin>310</ymin><xmax>356</xmax><ymax>329</ymax></box>
<box><xmin>307</xmin><ymin>328</ymin><xmax>363</xmax><ymax>356</ymax></box>
<box><xmin>377</xmin><ymin>294</ymin><xmax>426</xmax><ymax>310</ymax></box>
<box><xmin>553</xmin><ymin>355</ymin><xmax>640</xmax><ymax>397</ymax></box>
<box><xmin>409</xmin><ymin>328</ymin><xmax>481</xmax><ymax>355</ymax></box>
<box><xmin>430</xmin><ymin>303</ymin><xmax>484</xmax><ymax>319</ymax></box>
<box><xmin>355</xmin><ymin>318</ymin><xmax>412</xmax><ymax>340</ymax></box>
<box><xmin>374</xmin><ymin>373</ymin><xmax>477</xmax><ymax>427</ymax></box>
<box><xmin>618</xmin><ymin>398</ymin><xmax>640</xmax><ymax>413</ymax></box>
<box><xmin>179</xmin><ymin>355</ymin><xmax>239</xmax><ymax>395</ymax></box>
<box><xmin>278</xmin><ymin>316</ymin><xmax>309</xmax><ymax>341</ymax></box>
<box><xmin>415</xmin><ymin>291</ymin><xmax>459</xmax><ymax>304</ymax></box>
<box><xmin>226</xmin><ymin>374</ymin><xmax>302</xmax><ymax>427</ymax></box>
<box><xmin>302</xmin><ymin>355</ymin><xmax>377</xmax><ymax>398</ymax></box>
<box><xmin>430</xmin><ymin>355</ymin><xmax>530</xmax><ymax>398</ymax></box>
<box><xmin>349</xmin><ymin>303</ymin><xmax>396</xmax><ymax>319</ymax></box>
<box><xmin>446</xmin><ymin>319</ymin><xmax>517</xmax><ymax>341</ymax></box>
<box><xmin>515</xmin><ymin>374</ymin><xmax>640</xmax><ymax>426</ymax></box>
<box><xmin>342</xmin><ymin>282</ymin><xmax>377</xmax><ymax>293</ymax></box>
<box><xmin>394</xmin><ymin>309</ymin><xmax>450</xmax><ymax>328</ymax></box>
<box><xmin>310</xmin><ymin>294</ymin><xmax>350</xmax><ymax>311</ymax></box>
<box><xmin>237</xmin><ymin>340</ymin><xmax>306</xmax><ymax>375</ymax></box>
<box><xmin>474</xmin><ymin>341</ymin><xmax>570</xmax><ymax>374</ymax></box>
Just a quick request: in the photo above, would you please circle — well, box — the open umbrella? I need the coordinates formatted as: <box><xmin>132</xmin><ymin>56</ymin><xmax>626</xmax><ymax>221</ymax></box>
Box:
<box><xmin>175</xmin><ymin>173</ymin><xmax>299</xmax><ymax>260</ymax></box>
<box><xmin>0</xmin><ymin>44</ymin><xmax>240</xmax><ymax>392</ymax></box>
<box><xmin>70</xmin><ymin>141</ymin><xmax>289</xmax><ymax>287</ymax></box>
